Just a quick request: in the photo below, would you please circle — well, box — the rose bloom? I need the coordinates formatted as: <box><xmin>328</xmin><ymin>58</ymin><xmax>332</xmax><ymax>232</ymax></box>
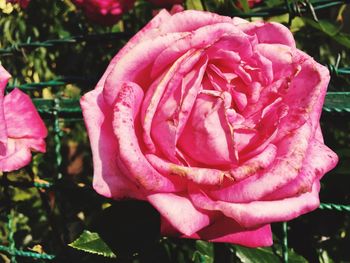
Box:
<box><xmin>6</xmin><ymin>0</ymin><xmax>30</xmax><ymax>8</ymax></box>
<box><xmin>247</xmin><ymin>0</ymin><xmax>261</xmax><ymax>7</ymax></box>
<box><xmin>0</xmin><ymin>66</ymin><xmax>47</xmax><ymax>172</ymax></box>
<box><xmin>147</xmin><ymin>0</ymin><xmax>183</xmax><ymax>8</ymax></box>
<box><xmin>236</xmin><ymin>0</ymin><xmax>261</xmax><ymax>9</ymax></box>
<box><xmin>81</xmin><ymin>10</ymin><xmax>338</xmax><ymax>246</ymax></box>
<box><xmin>73</xmin><ymin>0</ymin><xmax>135</xmax><ymax>26</ymax></box>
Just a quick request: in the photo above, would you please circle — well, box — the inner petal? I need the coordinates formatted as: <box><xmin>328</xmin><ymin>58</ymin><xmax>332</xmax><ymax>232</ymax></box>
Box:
<box><xmin>178</xmin><ymin>92</ymin><xmax>237</xmax><ymax>166</ymax></box>
<box><xmin>150</xmin><ymin>52</ymin><xmax>208</xmax><ymax>162</ymax></box>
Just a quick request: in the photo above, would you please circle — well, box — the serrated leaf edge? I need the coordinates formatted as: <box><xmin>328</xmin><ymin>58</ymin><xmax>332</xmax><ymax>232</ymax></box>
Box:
<box><xmin>68</xmin><ymin>230</ymin><xmax>117</xmax><ymax>258</ymax></box>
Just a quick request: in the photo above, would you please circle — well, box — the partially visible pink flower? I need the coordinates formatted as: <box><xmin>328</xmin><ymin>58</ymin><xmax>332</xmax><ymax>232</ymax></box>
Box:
<box><xmin>0</xmin><ymin>66</ymin><xmax>47</xmax><ymax>172</ymax></box>
<box><xmin>6</xmin><ymin>0</ymin><xmax>30</xmax><ymax>8</ymax></box>
<box><xmin>248</xmin><ymin>0</ymin><xmax>261</xmax><ymax>7</ymax></box>
<box><xmin>236</xmin><ymin>0</ymin><xmax>261</xmax><ymax>8</ymax></box>
<box><xmin>147</xmin><ymin>0</ymin><xmax>184</xmax><ymax>8</ymax></box>
<box><xmin>73</xmin><ymin>0</ymin><xmax>135</xmax><ymax>26</ymax></box>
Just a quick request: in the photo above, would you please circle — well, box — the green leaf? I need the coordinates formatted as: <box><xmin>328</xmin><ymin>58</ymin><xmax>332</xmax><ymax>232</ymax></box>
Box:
<box><xmin>238</xmin><ymin>0</ymin><xmax>250</xmax><ymax>12</ymax></box>
<box><xmin>186</xmin><ymin>0</ymin><xmax>204</xmax><ymax>10</ymax></box>
<box><xmin>303</xmin><ymin>18</ymin><xmax>350</xmax><ymax>49</ymax></box>
<box><xmin>234</xmin><ymin>246</ymin><xmax>307</xmax><ymax>263</ymax></box>
<box><xmin>12</xmin><ymin>188</ymin><xmax>36</xmax><ymax>202</ymax></box>
<box><xmin>235</xmin><ymin>246</ymin><xmax>281</xmax><ymax>263</ymax></box>
<box><xmin>193</xmin><ymin>241</ymin><xmax>214</xmax><ymax>263</ymax></box>
<box><xmin>69</xmin><ymin>230</ymin><xmax>116</xmax><ymax>258</ymax></box>
<box><xmin>317</xmin><ymin>20</ymin><xmax>342</xmax><ymax>37</ymax></box>
<box><xmin>290</xmin><ymin>17</ymin><xmax>306</xmax><ymax>33</ymax></box>
<box><xmin>268</xmin><ymin>15</ymin><xmax>305</xmax><ymax>33</ymax></box>
<box><xmin>264</xmin><ymin>0</ymin><xmax>284</xmax><ymax>8</ymax></box>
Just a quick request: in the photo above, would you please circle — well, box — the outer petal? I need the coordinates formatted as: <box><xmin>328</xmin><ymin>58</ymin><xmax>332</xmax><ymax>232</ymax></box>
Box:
<box><xmin>4</xmin><ymin>89</ymin><xmax>47</xmax><ymax>139</ymax></box>
<box><xmin>158</xmin><ymin>10</ymin><xmax>232</xmax><ymax>35</ymax></box>
<box><xmin>161</xmin><ymin>216</ymin><xmax>272</xmax><ymax>247</ymax></box>
<box><xmin>80</xmin><ymin>10</ymin><xmax>176</xmax><ymax>197</ymax></box>
<box><xmin>0</xmin><ymin>139</ymin><xmax>32</xmax><ymax>172</ymax></box>
<box><xmin>190</xmin><ymin>182</ymin><xmax>321</xmax><ymax>228</ymax></box>
<box><xmin>238</xmin><ymin>21</ymin><xmax>296</xmax><ymax>48</ymax></box>
<box><xmin>102</xmin><ymin>9</ymin><xmax>173</xmax><ymax>105</ymax></box>
<box><xmin>0</xmin><ymin>77</ymin><xmax>47</xmax><ymax>172</ymax></box>
<box><xmin>103</xmin><ymin>31</ymin><xmax>189</xmax><ymax>105</ymax></box>
<box><xmin>0</xmin><ymin>138</ymin><xmax>45</xmax><ymax>172</ymax></box>
<box><xmin>275</xmin><ymin>51</ymin><xmax>330</xmax><ymax>141</ymax></box>
<box><xmin>0</xmin><ymin>66</ymin><xmax>11</xmax><ymax>143</ymax></box>
<box><xmin>112</xmin><ymin>82</ymin><xmax>186</xmax><ymax>192</ymax></box>
<box><xmin>148</xmin><ymin>192</ymin><xmax>212</xmax><ymax>236</ymax></box>
<box><xmin>264</xmin><ymin>139</ymin><xmax>338</xmax><ymax>200</ymax></box>
<box><xmin>104</xmin><ymin>16</ymin><xmax>246</xmax><ymax>106</ymax></box>
<box><xmin>80</xmin><ymin>87</ymin><xmax>143</xmax><ymax>199</ymax></box>
<box><xmin>187</xmin><ymin>219</ymin><xmax>272</xmax><ymax>247</ymax></box>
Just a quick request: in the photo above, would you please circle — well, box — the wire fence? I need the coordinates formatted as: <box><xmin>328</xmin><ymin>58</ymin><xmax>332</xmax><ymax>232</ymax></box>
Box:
<box><xmin>0</xmin><ymin>0</ymin><xmax>350</xmax><ymax>262</ymax></box>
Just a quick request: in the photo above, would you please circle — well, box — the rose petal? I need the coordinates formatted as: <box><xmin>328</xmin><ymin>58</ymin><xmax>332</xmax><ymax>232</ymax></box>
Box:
<box><xmin>178</xmin><ymin>92</ymin><xmax>237</xmax><ymax>166</ymax></box>
<box><xmin>113</xmin><ymin>82</ymin><xmax>186</xmax><ymax>192</ymax></box>
<box><xmin>151</xmin><ymin>52</ymin><xmax>208</xmax><ymax>161</ymax></box>
<box><xmin>0</xmin><ymin>139</ymin><xmax>32</xmax><ymax>172</ymax></box>
<box><xmin>80</xmin><ymin>88</ymin><xmax>144</xmax><ymax>199</ymax></box>
<box><xmin>146</xmin><ymin>153</ymin><xmax>229</xmax><ymax>185</ymax></box>
<box><xmin>263</xmin><ymin>139</ymin><xmax>338</xmax><ymax>200</ymax></box>
<box><xmin>158</xmin><ymin>10</ymin><xmax>232</xmax><ymax>35</ymax></box>
<box><xmin>256</xmin><ymin>43</ymin><xmax>293</xmax><ymax>81</ymax></box>
<box><xmin>239</xmin><ymin>21</ymin><xmax>296</xmax><ymax>48</ymax></box>
<box><xmin>141</xmin><ymin>49</ymin><xmax>204</xmax><ymax>154</ymax></box>
<box><xmin>276</xmin><ymin>51</ymin><xmax>330</xmax><ymax>141</ymax></box>
<box><xmin>190</xmin><ymin>181</ymin><xmax>320</xmax><ymax>228</ymax></box>
<box><xmin>209</xmin><ymin>122</ymin><xmax>312</xmax><ymax>202</ymax></box>
<box><xmin>148</xmin><ymin>192</ymin><xmax>211</xmax><ymax>236</ymax></box>
<box><xmin>187</xmin><ymin>218</ymin><xmax>272</xmax><ymax>247</ymax></box>
<box><xmin>152</xmin><ymin>22</ymin><xmax>251</xmax><ymax>78</ymax></box>
<box><xmin>0</xmin><ymin>66</ymin><xmax>11</xmax><ymax>143</ymax></box>
<box><xmin>101</xmin><ymin>11</ymin><xmax>229</xmax><ymax>95</ymax></box>
<box><xmin>4</xmin><ymin>89</ymin><xmax>47</xmax><ymax>139</ymax></box>
<box><xmin>230</xmin><ymin>144</ymin><xmax>277</xmax><ymax>181</ymax></box>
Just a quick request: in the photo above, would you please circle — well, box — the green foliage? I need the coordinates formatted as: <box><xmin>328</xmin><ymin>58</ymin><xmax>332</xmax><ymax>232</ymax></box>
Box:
<box><xmin>303</xmin><ymin>18</ymin><xmax>350</xmax><ymax>49</ymax></box>
<box><xmin>235</xmin><ymin>246</ymin><xmax>308</xmax><ymax>263</ymax></box>
<box><xmin>69</xmin><ymin>230</ymin><xmax>116</xmax><ymax>258</ymax></box>
<box><xmin>193</xmin><ymin>241</ymin><xmax>214</xmax><ymax>263</ymax></box>
<box><xmin>238</xmin><ymin>0</ymin><xmax>250</xmax><ymax>12</ymax></box>
<box><xmin>186</xmin><ymin>0</ymin><xmax>204</xmax><ymax>10</ymax></box>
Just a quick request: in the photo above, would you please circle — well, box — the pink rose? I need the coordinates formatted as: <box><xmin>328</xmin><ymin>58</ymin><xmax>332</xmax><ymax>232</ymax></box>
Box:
<box><xmin>0</xmin><ymin>66</ymin><xmax>47</xmax><ymax>172</ymax></box>
<box><xmin>81</xmin><ymin>10</ymin><xmax>338</xmax><ymax>247</ymax></box>
<box><xmin>247</xmin><ymin>0</ymin><xmax>261</xmax><ymax>7</ymax></box>
<box><xmin>147</xmin><ymin>0</ymin><xmax>183</xmax><ymax>8</ymax></box>
<box><xmin>6</xmin><ymin>0</ymin><xmax>30</xmax><ymax>8</ymax></box>
<box><xmin>236</xmin><ymin>0</ymin><xmax>261</xmax><ymax>9</ymax></box>
<box><xmin>73</xmin><ymin>0</ymin><xmax>135</xmax><ymax>26</ymax></box>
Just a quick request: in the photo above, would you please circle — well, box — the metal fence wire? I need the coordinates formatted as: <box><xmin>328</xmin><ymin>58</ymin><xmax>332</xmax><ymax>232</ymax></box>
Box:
<box><xmin>0</xmin><ymin>0</ymin><xmax>350</xmax><ymax>262</ymax></box>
